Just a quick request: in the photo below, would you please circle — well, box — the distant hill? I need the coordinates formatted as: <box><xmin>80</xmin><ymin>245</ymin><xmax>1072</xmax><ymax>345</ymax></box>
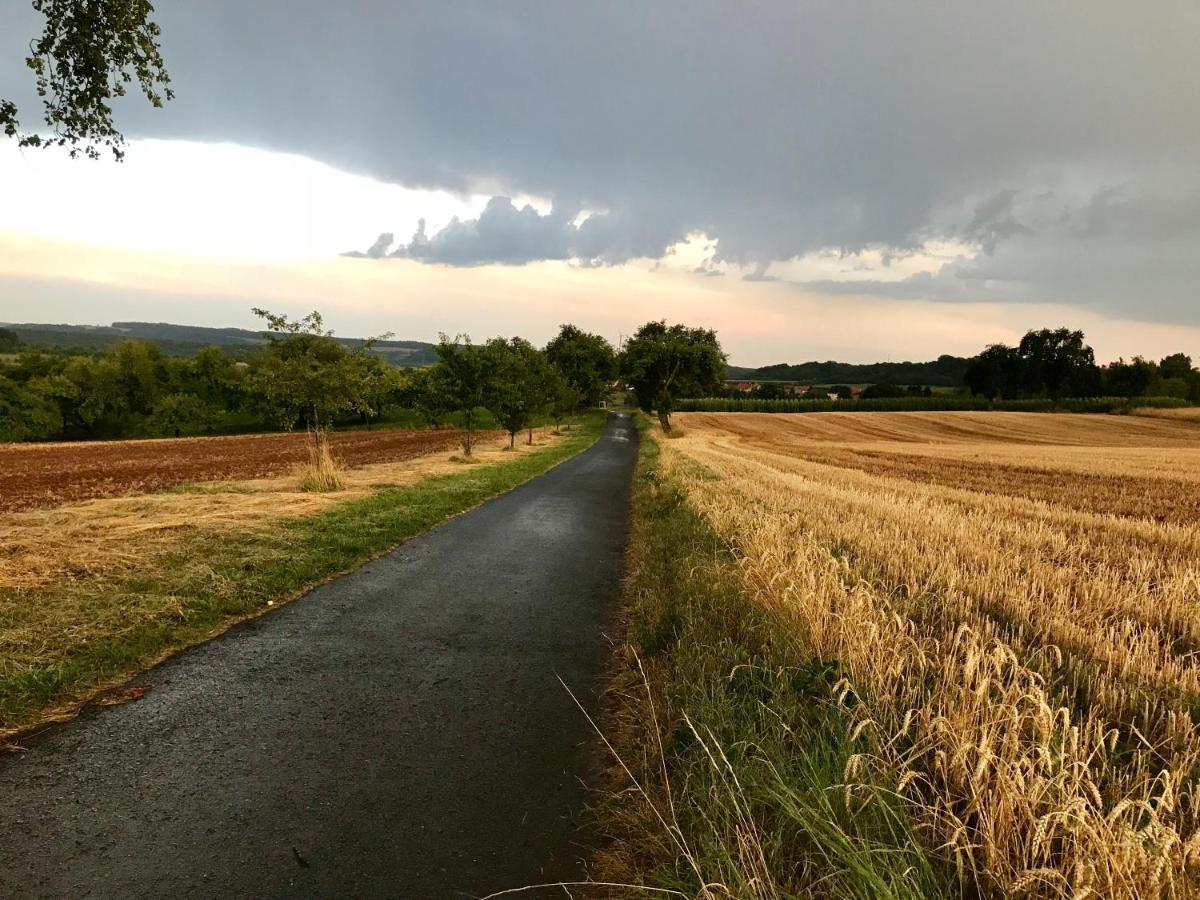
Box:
<box><xmin>726</xmin><ymin>355</ymin><xmax>971</xmax><ymax>387</ymax></box>
<box><xmin>1</xmin><ymin>321</ymin><xmax>439</xmax><ymax>367</ymax></box>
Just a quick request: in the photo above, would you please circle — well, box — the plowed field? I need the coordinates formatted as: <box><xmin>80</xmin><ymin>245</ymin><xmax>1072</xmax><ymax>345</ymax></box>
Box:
<box><xmin>0</xmin><ymin>428</ymin><xmax>472</xmax><ymax>512</ymax></box>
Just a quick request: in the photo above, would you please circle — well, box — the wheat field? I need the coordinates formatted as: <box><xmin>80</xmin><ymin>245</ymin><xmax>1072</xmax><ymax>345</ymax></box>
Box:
<box><xmin>663</xmin><ymin>411</ymin><xmax>1200</xmax><ymax>897</ymax></box>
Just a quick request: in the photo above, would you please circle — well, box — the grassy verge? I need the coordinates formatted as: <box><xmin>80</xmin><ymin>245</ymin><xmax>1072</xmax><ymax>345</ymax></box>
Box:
<box><xmin>596</xmin><ymin>421</ymin><xmax>956</xmax><ymax>899</ymax></box>
<box><xmin>1</xmin><ymin>415</ymin><xmax>605</xmax><ymax>735</ymax></box>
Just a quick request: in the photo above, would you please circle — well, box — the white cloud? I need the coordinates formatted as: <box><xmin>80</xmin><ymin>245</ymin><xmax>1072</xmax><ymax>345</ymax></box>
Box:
<box><xmin>0</xmin><ymin>140</ymin><xmax>489</xmax><ymax>261</ymax></box>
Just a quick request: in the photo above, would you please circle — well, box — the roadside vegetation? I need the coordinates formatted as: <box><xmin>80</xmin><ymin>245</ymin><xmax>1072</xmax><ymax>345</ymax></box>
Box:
<box><xmin>0</xmin><ymin>415</ymin><xmax>604</xmax><ymax>735</ymax></box>
<box><xmin>619</xmin><ymin>410</ymin><xmax>1200</xmax><ymax>897</ymax></box>
<box><xmin>596</xmin><ymin>422</ymin><xmax>956</xmax><ymax>898</ymax></box>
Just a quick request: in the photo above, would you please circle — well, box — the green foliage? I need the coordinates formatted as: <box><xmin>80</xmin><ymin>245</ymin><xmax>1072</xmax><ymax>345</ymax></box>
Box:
<box><xmin>621</xmin><ymin>320</ymin><xmax>727</xmax><ymax>430</ymax></box>
<box><xmin>3</xmin><ymin>0</ymin><xmax>173</xmax><ymax>160</ymax></box>
<box><xmin>729</xmin><ymin>354</ymin><xmax>970</xmax><ymax>388</ymax></box>
<box><xmin>425</xmin><ymin>334</ymin><xmax>495</xmax><ymax>454</ymax></box>
<box><xmin>247</xmin><ymin>308</ymin><xmax>400</xmax><ymax>431</ymax></box>
<box><xmin>150</xmin><ymin>392</ymin><xmax>215</xmax><ymax>437</ymax></box>
<box><xmin>0</xmin><ymin>328</ymin><xmax>20</xmax><ymax>352</ymax></box>
<box><xmin>1104</xmin><ymin>356</ymin><xmax>1158</xmax><ymax>399</ymax></box>
<box><xmin>485</xmin><ymin>337</ymin><xmax>554</xmax><ymax>446</ymax></box>
<box><xmin>544</xmin><ymin>323</ymin><xmax>616</xmax><ymax>407</ymax></box>
<box><xmin>0</xmin><ymin>310</ymin><xmax>415</xmax><ymax>442</ymax></box>
<box><xmin>963</xmin><ymin>328</ymin><xmax>1199</xmax><ymax>403</ymax></box>
<box><xmin>0</xmin><ymin>375</ymin><xmax>62</xmax><ymax>440</ymax></box>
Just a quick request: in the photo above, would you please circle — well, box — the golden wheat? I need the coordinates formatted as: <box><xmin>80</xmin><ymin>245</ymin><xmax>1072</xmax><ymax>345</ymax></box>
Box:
<box><xmin>663</xmin><ymin>411</ymin><xmax>1200</xmax><ymax>898</ymax></box>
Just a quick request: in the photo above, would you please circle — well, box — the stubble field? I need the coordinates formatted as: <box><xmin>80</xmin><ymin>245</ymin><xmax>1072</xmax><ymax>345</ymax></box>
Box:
<box><xmin>0</xmin><ymin>427</ymin><xmax>470</xmax><ymax>512</ymax></box>
<box><xmin>662</xmin><ymin>411</ymin><xmax>1200</xmax><ymax>897</ymax></box>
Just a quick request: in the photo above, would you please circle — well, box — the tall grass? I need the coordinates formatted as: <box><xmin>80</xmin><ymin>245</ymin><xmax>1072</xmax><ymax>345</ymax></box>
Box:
<box><xmin>298</xmin><ymin>429</ymin><xmax>346</xmax><ymax>492</ymax></box>
<box><xmin>598</xmin><ymin>427</ymin><xmax>955</xmax><ymax>899</ymax></box>
<box><xmin>675</xmin><ymin>395</ymin><xmax>1191</xmax><ymax>414</ymax></box>
<box><xmin>657</xmin><ymin>416</ymin><xmax>1200</xmax><ymax>897</ymax></box>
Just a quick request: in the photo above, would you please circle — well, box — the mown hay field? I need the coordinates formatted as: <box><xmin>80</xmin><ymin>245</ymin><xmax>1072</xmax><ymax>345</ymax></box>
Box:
<box><xmin>663</xmin><ymin>411</ymin><xmax>1200</xmax><ymax>897</ymax></box>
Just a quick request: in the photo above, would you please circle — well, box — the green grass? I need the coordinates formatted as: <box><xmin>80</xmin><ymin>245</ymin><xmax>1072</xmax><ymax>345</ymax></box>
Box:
<box><xmin>596</xmin><ymin>421</ymin><xmax>956</xmax><ymax>899</ymax></box>
<box><xmin>0</xmin><ymin>415</ymin><xmax>605</xmax><ymax>733</ymax></box>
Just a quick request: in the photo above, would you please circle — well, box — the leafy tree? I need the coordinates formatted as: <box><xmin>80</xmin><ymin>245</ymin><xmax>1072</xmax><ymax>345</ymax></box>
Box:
<box><xmin>248</xmin><ymin>308</ymin><xmax>381</xmax><ymax>431</ymax></box>
<box><xmin>0</xmin><ymin>328</ymin><xmax>20</xmax><ymax>353</ymax></box>
<box><xmin>2</xmin><ymin>0</ymin><xmax>173</xmax><ymax>160</ymax></box>
<box><xmin>547</xmin><ymin>377</ymin><xmax>582</xmax><ymax>432</ymax></box>
<box><xmin>151</xmin><ymin>392</ymin><xmax>213</xmax><ymax>437</ymax></box>
<box><xmin>1159</xmin><ymin>353</ymin><xmax>1194</xmax><ymax>381</ymax></box>
<box><xmin>964</xmin><ymin>344</ymin><xmax>1022</xmax><ymax>399</ymax></box>
<box><xmin>860</xmin><ymin>383</ymin><xmax>907</xmax><ymax>399</ymax></box>
<box><xmin>544</xmin><ymin>324</ymin><xmax>617</xmax><ymax>408</ymax></box>
<box><xmin>754</xmin><ymin>382</ymin><xmax>788</xmax><ymax>400</ymax></box>
<box><xmin>0</xmin><ymin>375</ymin><xmax>62</xmax><ymax>440</ymax></box>
<box><xmin>1016</xmin><ymin>328</ymin><xmax>1099</xmax><ymax>398</ymax></box>
<box><xmin>829</xmin><ymin>384</ymin><xmax>854</xmax><ymax>400</ymax></box>
<box><xmin>189</xmin><ymin>346</ymin><xmax>245</xmax><ymax>411</ymax></box>
<box><xmin>1104</xmin><ymin>357</ymin><xmax>1157</xmax><ymax>398</ymax></box>
<box><xmin>486</xmin><ymin>338</ymin><xmax>549</xmax><ymax>448</ymax></box>
<box><xmin>426</xmin><ymin>334</ymin><xmax>494</xmax><ymax>455</ymax></box>
<box><xmin>621</xmin><ymin>321</ymin><xmax>726</xmax><ymax>431</ymax></box>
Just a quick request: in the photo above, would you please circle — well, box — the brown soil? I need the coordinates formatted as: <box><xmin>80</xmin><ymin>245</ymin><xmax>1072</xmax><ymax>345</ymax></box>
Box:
<box><xmin>0</xmin><ymin>428</ymin><xmax>477</xmax><ymax>512</ymax></box>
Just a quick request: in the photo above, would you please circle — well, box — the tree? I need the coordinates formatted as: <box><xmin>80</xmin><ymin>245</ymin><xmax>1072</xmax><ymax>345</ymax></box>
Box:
<box><xmin>486</xmin><ymin>338</ymin><xmax>548</xmax><ymax>449</ymax></box>
<box><xmin>963</xmin><ymin>344</ymin><xmax>1022</xmax><ymax>399</ymax></box>
<box><xmin>829</xmin><ymin>384</ymin><xmax>854</xmax><ymax>400</ymax></box>
<box><xmin>151</xmin><ymin>392</ymin><xmax>212</xmax><ymax>437</ymax></box>
<box><xmin>1016</xmin><ymin>328</ymin><xmax>1099</xmax><ymax>398</ymax></box>
<box><xmin>621</xmin><ymin>321</ymin><xmax>726</xmax><ymax>431</ymax></box>
<box><xmin>3</xmin><ymin>0</ymin><xmax>173</xmax><ymax>160</ymax></box>
<box><xmin>1104</xmin><ymin>357</ymin><xmax>1157</xmax><ymax>399</ymax></box>
<box><xmin>544</xmin><ymin>324</ymin><xmax>617</xmax><ymax>408</ymax></box>
<box><xmin>548</xmin><ymin>377</ymin><xmax>582</xmax><ymax>432</ymax></box>
<box><xmin>0</xmin><ymin>328</ymin><xmax>20</xmax><ymax>353</ymax></box>
<box><xmin>1159</xmin><ymin>353</ymin><xmax>1194</xmax><ymax>381</ymax></box>
<box><xmin>859</xmin><ymin>383</ymin><xmax>907</xmax><ymax>399</ymax></box>
<box><xmin>0</xmin><ymin>375</ymin><xmax>62</xmax><ymax>441</ymax></box>
<box><xmin>248</xmin><ymin>308</ymin><xmax>379</xmax><ymax>431</ymax></box>
<box><xmin>426</xmin><ymin>334</ymin><xmax>493</xmax><ymax>455</ymax></box>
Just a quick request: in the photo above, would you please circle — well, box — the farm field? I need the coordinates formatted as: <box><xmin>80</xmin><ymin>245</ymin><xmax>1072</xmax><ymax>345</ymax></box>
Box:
<box><xmin>656</xmin><ymin>411</ymin><xmax>1200</xmax><ymax>897</ymax></box>
<box><xmin>0</xmin><ymin>420</ymin><xmax>596</xmax><ymax>734</ymax></box>
<box><xmin>0</xmin><ymin>427</ymin><xmax>472</xmax><ymax>512</ymax></box>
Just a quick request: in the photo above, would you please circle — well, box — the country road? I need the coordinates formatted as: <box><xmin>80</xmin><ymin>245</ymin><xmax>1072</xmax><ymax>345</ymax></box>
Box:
<box><xmin>0</xmin><ymin>413</ymin><xmax>639</xmax><ymax>899</ymax></box>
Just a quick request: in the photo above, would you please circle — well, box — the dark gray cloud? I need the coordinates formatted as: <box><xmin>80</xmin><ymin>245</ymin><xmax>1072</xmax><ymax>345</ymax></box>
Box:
<box><xmin>4</xmin><ymin>1</ymin><xmax>1199</xmax><ymax>320</ymax></box>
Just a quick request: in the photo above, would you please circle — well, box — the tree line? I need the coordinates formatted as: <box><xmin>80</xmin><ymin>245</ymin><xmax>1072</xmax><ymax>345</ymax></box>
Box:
<box><xmin>0</xmin><ymin>314</ymin><xmax>731</xmax><ymax>442</ymax></box>
<box><xmin>963</xmin><ymin>328</ymin><xmax>1200</xmax><ymax>402</ymax></box>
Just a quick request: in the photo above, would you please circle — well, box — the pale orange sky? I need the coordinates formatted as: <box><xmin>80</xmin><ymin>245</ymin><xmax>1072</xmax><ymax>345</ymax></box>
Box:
<box><xmin>1</xmin><ymin>141</ymin><xmax>1197</xmax><ymax>366</ymax></box>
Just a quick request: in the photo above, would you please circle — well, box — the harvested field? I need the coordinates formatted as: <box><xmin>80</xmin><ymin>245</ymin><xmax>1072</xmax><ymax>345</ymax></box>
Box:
<box><xmin>0</xmin><ymin>427</ymin><xmax>475</xmax><ymax>512</ymax></box>
<box><xmin>663</xmin><ymin>411</ymin><xmax>1200</xmax><ymax>898</ymax></box>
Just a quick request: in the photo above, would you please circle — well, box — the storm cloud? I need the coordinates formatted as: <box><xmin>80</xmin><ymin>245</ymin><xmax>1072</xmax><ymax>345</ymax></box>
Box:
<box><xmin>7</xmin><ymin>1</ymin><xmax>1198</xmax><ymax>321</ymax></box>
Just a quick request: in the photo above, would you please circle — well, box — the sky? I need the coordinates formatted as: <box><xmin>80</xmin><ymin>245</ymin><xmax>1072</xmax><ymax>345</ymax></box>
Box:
<box><xmin>1</xmin><ymin>1</ymin><xmax>1198</xmax><ymax>365</ymax></box>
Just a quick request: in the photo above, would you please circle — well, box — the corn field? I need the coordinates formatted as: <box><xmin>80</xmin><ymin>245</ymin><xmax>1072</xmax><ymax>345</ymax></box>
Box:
<box><xmin>661</xmin><ymin>411</ymin><xmax>1200</xmax><ymax>897</ymax></box>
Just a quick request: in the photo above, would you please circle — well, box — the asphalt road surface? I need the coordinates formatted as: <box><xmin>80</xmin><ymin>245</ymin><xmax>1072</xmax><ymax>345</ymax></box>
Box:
<box><xmin>0</xmin><ymin>413</ymin><xmax>639</xmax><ymax>899</ymax></box>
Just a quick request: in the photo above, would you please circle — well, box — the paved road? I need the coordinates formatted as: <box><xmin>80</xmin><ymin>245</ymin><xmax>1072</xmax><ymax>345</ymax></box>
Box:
<box><xmin>0</xmin><ymin>413</ymin><xmax>638</xmax><ymax>899</ymax></box>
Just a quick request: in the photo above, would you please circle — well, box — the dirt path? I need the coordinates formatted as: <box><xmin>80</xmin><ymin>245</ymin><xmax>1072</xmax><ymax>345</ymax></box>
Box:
<box><xmin>0</xmin><ymin>413</ymin><xmax>638</xmax><ymax>898</ymax></box>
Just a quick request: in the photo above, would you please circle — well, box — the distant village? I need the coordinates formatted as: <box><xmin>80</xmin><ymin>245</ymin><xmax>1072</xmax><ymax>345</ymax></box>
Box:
<box><xmin>726</xmin><ymin>379</ymin><xmax>864</xmax><ymax>400</ymax></box>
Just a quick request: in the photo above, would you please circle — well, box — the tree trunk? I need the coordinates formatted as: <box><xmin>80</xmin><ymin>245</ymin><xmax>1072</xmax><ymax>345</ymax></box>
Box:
<box><xmin>509</xmin><ymin>432</ymin><xmax>515</xmax><ymax>449</ymax></box>
<box><xmin>527</xmin><ymin>427</ymin><xmax>533</xmax><ymax>445</ymax></box>
<box><xmin>658</xmin><ymin>410</ymin><xmax>671</xmax><ymax>431</ymax></box>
